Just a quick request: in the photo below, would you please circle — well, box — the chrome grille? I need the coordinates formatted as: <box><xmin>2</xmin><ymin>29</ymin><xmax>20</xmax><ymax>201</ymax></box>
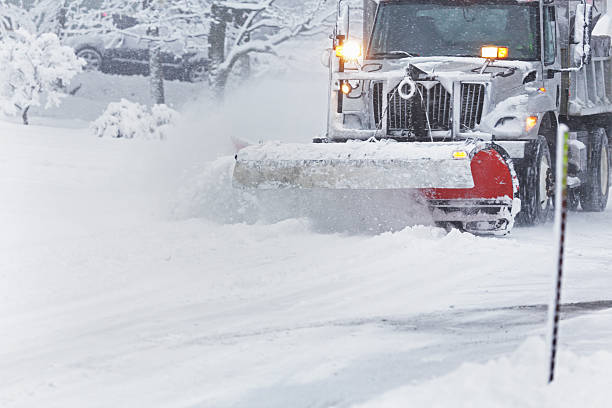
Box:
<box><xmin>417</xmin><ymin>83</ymin><xmax>451</xmax><ymax>130</ymax></box>
<box><xmin>387</xmin><ymin>85</ymin><xmax>413</xmax><ymax>130</ymax></box>
<box><xmin>372</xmin><ymin>81</ymin><xmax>451</xmax><ymax>132</ymax></box>
<box><xmin>373</xmin><ymin>82</ymin><xmax>414</xmax><ymax>130</ymax></box>
<box><xmin>461</xmin><ymin>83</ymin><xmax>485</xmax><ymax>130</ymax></box>
<box><xmin>373</xmin><ymin>82</ymin><xmax>383</xmax><ymax>128</ymax></box>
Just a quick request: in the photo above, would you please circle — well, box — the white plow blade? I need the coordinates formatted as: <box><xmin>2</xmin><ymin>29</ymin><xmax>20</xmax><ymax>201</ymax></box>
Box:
<box><xmin>234</xmin><ymin>141</ymin><xmax>476</xmax><ymax>190</ymax></box>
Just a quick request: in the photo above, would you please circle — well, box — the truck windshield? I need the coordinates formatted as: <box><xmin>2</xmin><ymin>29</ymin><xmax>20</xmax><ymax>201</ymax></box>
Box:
<box><xmin>368</xmin><ymin>0</ymin><xmax>540</xmax><ymax>61</ymax></box>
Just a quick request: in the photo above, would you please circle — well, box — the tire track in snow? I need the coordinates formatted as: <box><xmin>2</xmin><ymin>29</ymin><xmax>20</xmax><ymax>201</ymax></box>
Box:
<box><xmin>163</xmin><ymin>301</ymin><xmax>612</xmax><ymax>348</ymax></box>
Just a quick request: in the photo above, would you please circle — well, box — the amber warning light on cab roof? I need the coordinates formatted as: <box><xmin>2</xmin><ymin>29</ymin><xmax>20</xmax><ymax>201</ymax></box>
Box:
<box><xmin>481</xmin><ymin>45</ymin><xmax>509</xmax><ymax>60</ymax></box>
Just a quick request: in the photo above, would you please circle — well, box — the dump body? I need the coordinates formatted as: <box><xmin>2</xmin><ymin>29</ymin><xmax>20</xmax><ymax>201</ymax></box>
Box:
<box><xmin>569</xmin><ymin>35</ymin><xmax>612</xmax><ymax>116</ymax></box>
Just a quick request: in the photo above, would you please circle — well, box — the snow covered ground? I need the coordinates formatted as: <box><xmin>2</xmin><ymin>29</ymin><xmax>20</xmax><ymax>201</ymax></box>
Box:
<box><xmin>20</xmin><ymin>71</ymin><xmax>205</xmax><ymax>127</ymax></box>
<box><xmin>1</xmin><ymin>70</ymin><xmax>612</xmax><ymax>407</ymax></box>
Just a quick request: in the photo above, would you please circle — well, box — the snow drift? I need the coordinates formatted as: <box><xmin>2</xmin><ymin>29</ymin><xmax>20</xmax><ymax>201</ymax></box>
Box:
<box><xmin>355</xmin><ymin>337</ymin><xmax>612</xmax><ymax>408</ymax></box>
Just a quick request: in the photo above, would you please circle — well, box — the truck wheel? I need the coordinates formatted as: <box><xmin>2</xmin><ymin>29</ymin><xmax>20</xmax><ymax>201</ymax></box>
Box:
<box><xmin>580</xmin><ymin>127</ymin><xmax>610</xmax><ymax>211</ymax></box>
<box><xmin>517</xmin><ymin>136</ymin><xmax>553</xmax><ymax>225</ymax></box>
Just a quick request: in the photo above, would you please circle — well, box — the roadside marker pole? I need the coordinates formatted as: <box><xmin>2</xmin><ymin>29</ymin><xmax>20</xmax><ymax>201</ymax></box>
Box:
<box><xmin>546</xmin><ymin>124</ymin><xmax>570</xmax><ymax>383</ymax></box>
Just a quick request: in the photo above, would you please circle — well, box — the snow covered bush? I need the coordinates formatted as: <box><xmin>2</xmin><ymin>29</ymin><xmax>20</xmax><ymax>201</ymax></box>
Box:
<box><xmin>0</xmin><ymin>28</ymin><xmax>84</xmax><ymax>125</ymax></box>
<box><xmin>92</xmin><ymin>99</ymin><xmax>179</xmax><ymax>140</ymax></box>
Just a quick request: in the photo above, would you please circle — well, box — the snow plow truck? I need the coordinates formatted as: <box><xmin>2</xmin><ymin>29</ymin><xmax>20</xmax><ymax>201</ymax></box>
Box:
<box><xmin>234</xmin><ymin>0</ymin><xmax>612</xmax><ymax>235</ymax></box>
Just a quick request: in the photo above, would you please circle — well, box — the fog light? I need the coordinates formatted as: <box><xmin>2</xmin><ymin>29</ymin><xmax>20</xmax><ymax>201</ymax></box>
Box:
<box><xmin>453</xmin><ymin>151</ymin><xmax>468</xmax><ymax>160</ymax></box>
<box><xmin>341</xmin><ymin>81</ymin><xmax>352</xmax><ymax>95</ymax></box>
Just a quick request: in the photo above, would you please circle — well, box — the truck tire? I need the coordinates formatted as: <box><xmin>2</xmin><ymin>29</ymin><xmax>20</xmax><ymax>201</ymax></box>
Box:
<box><xmin>580</xmin><ymin>127</ymin><xmax>610</xmax><ymax>211</ymax></box>
<box><xmin>517</xmin><ymin>136</ymin><xmax>553</xmax><ymax>225</ymax></box>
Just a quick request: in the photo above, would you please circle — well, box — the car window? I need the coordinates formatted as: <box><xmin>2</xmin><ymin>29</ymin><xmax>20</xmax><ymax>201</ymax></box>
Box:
<box><xmin>113</xmin><ymin>15</ymin><xmax>139</xmax><ymax>30</ymax></box>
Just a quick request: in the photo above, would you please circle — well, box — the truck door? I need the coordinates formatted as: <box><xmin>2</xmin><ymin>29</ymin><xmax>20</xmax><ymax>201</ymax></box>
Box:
<box><xmin>542</xmin><ymin>5</ymin><xmax>561</xmax><ymax>109</ymax></box>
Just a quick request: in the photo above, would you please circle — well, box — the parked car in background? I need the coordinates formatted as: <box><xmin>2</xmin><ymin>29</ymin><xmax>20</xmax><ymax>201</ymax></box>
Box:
<box><xmin>64</xmin><ymin>14</ymin><xmax>210</xmax><ymax>82</ymax></box>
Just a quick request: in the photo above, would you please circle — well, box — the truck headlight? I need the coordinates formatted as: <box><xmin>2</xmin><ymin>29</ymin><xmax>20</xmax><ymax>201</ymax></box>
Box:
<box><xmin>336</xmin><ymin>40</ymin><xmax>362</xmax><ymax>60</ymax></box>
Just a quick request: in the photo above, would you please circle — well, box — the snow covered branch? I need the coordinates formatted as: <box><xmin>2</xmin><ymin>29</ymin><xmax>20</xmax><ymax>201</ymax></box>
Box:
<box><xmin>63</xmin><ymin>0</ymin><xmax>212</xmax><ymax>50</ymax></box>
<box><xmin>209</xmin><ymin>0</ymin><xmax>334</xmax><ymax>98</ymax></box>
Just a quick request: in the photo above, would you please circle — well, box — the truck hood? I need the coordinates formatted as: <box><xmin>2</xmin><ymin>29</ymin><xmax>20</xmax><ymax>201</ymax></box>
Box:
<box><xmin>375</xmin><ymin>56</ymin><xmax>537</xmax><ymax>73</ymax></box>
<box><xmin>374</xmin><ymin>57</ymin><xmax>538</xmax><ymax>87</ymax></box>
<box><xmin>366</xmin><ymin>56</ymin><xmax>541</xmax><ymax>108</ymax></box>
<box><xmin>359</xmin><ymin>56</ymin><xmax>549</xmax><ymax>138</ymax></box>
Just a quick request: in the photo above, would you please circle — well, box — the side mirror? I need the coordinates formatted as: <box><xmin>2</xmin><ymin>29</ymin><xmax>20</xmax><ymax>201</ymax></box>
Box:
<box><xmin>321</xmin><ymin>49</ymin><xmax>331</xmax><ymax>68</ymax></box>
<box><xmin>574</xmin><ymin>2</ymin><xmax>593</xmax><ymax>65</ymax></box>
<box><xmin>337</xmin><ymin>1</ymin><xmax>350</xmax><ymax>39</ymax></box>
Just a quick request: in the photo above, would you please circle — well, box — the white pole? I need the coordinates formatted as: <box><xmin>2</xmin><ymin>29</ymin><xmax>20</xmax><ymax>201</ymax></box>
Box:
<box><xmin>546</xmin><ymin>124</ymin><xmax>570</xmax><ymax>383</ymax></box>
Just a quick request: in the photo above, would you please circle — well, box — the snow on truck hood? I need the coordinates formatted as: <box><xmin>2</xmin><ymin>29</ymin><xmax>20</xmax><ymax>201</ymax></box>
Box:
<box><xmin>365</xmin><ymin>57</ymin><xmax>536</xmax><ymax>93</ymax></box>
<box><xmin>362</xmin><ymin>57</ymin><xmax>537</xmax><ymax>119</ymax></box>
<box><xmin>379</xmin><ymin>56</ymin><xmax>536</xmax><ymax>73</ymax></box>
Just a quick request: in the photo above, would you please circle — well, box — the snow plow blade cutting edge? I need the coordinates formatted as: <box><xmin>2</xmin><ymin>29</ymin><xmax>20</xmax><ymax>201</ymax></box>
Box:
<box><xmin>233</xmin><ymin>140</ymin><xmax>520</xmax><ymax>235</ymax></box>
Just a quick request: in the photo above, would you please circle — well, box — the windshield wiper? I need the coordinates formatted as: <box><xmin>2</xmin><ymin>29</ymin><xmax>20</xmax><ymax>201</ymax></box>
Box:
<box><xmin>370</xmin><ymin>50</ymin><xmax>418</xmax><ymax>59</ymax></box>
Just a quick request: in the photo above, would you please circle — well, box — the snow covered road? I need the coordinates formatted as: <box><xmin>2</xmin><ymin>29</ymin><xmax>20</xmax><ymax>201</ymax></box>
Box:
<box><xmin>1</xmin><ymin>121</ymin><xmax>612</xmax><ymax>407</ymax></box>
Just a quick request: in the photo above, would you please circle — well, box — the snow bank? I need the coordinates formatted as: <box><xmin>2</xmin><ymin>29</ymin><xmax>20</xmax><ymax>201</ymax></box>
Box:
<box><xmin>23</xmin><ymin>71</ymin><xmax>203</xmax><ymax>126</ymax></box>
<box><xmin>92</xmin><ymin>99</ymin><xmax>179</xmax><ymax>139</ymax></box>
<box><xmin>354</xmin><ymin>337</ymin><xmax>612</xmax><ymax>408</ymax></box>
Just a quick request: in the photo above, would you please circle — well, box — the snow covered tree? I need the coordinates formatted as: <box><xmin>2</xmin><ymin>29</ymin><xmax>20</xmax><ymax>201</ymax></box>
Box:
<box><xmin>29</xmin><ymin>0</ymin><xmax>70</xmax><ymax>36</ymax></box>
<box><xmin>64</xmin><ymin>0</ymin><xmax>333</xmax><ymax>101</ymax></box>
<box><xmin>208</xmin><ymin>0</ymin><xmax>332</xmax><ymax>99</ymax></box>
<box><xmin>64</xmin><ymin>0</ymin><xmax>212</xmax><ymax>105</ymax></box>
<box><xmin>0</xmin><ymin>0</ymin><xmax>35</xmax><ymax>36</ymax></box>
<box><xmin>0</xmin><ymin>29</ymin><xmax>84</xmax><ymax>124</ymax></box>
<box><xmin>0</xmin><ymin>0</ymin><xmax>69</xmax><ymax>36</ymax></box>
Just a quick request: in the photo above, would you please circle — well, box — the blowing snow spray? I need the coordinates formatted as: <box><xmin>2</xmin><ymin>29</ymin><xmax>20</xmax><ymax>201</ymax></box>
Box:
<box><xmin>546</xmin><ymin>124</ymin><xmax>570</xmax><ymax>383</ymax></box>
